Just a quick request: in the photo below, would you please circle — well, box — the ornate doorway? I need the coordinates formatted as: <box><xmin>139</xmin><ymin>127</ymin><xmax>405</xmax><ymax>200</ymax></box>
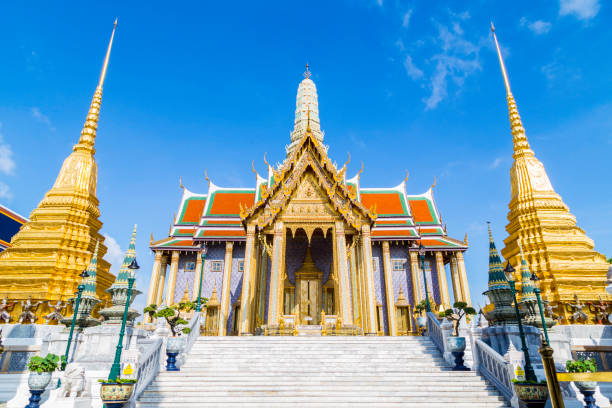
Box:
<box><xmin>295</xmin><ymin>247</ymin><xmax>322</xmax><ymax>325</ymax></box>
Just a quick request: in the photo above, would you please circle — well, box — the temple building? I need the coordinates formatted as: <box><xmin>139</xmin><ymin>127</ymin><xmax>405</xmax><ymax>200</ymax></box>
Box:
<box><xmin>0</xmin><ymin>22</ymin><xmax>118</xmax><ymax>322</ymax></box>
<box><xmin>491</xmin><ymin>26</ymin><xmax>611</xmax><ymax>323</ymax></box>
<box><xmin>0</xmin><ymin>205</ymin><xmax>27</xmax><ymax>252</ymax></box>
<box><xmin>148</xmin><ymin>68</ymin><xmax>472</xmax><ymax>336</ymax></box>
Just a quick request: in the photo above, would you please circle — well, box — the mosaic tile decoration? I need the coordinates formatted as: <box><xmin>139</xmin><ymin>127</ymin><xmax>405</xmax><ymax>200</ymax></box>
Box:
<box><xmin>371</xmin><ymin>243</ymin><xmax>388</xmax><ymax>334</ymax></box>
<box><xmin>389</xmin><ymin>245</ymin><xmax>412</xmax><ymax>303</ymax></box>
<box><xmin>173</xmin><ymin>253</ymin><xmax>196</xmax><ymax>304</ymax></box>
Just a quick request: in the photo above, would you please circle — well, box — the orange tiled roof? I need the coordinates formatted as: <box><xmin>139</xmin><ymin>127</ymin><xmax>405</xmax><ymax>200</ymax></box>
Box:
<box><xmin>209</xmin><ymin>192</ymin><xmax>255</xmax><ymax>215</ymax></box>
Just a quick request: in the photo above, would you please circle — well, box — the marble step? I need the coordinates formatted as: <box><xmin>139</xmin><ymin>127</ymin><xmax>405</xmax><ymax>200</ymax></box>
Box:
<box><xmin>144</xmin><ymin>384</ymin><xmax>501</xmax><ymax>392</ymax></box>
<box><xmin>138</xmin><ymin>403</ymin><xmax>508</xmax><ymax>408</ymax></box>
<box><xmin>138</xmin><ymin>395</ymin><xmax>507</xmax><ymax>403</ymax></box>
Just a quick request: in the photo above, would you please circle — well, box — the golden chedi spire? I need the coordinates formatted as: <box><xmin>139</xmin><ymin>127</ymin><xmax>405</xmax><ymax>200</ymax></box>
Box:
<box><xmin>491</xmin><ymin>23</ymin><xmax>610</xmax><ymax>323</ymax></box>
<box><xmin>0</xmin><ymin>20</ymin><xmax>119</xmax><ymax>322</ymax></box>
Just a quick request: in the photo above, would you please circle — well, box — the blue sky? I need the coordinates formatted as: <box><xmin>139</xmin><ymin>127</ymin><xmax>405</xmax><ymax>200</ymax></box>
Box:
<box><xmin>0</xmin><ymin>0</ymin><xmax>610</xmax><ymax>313</ymax></box>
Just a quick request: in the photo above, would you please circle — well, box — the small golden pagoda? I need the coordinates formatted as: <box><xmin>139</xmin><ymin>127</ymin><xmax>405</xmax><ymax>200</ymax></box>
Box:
<box><xmin>491</xmin><ymin>25</ymin><xmax>611</xmax><ymax>324</ymax></box>
<box><xmin>0</xmin><ymin>21</ymin><xmax>119</xmax><ymax>323</ymax></box>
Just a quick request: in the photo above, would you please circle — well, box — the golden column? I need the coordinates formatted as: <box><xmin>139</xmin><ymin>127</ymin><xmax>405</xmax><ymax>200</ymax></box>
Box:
<box><xmin>193</xmin><ymin>249</ymin><xmax>204</xmax><ymax>301</ymax></box>
<box><xmin>267</xmin><ymin>222</ymin><xmax>285</xmax><ymax>327</ymax></box>
<box><xmin>409</xmin><ymin>251</ymin><xmax>422</xmax><ymax>304</ymax></box>
<box><xmin>239</xmin><ymin>224</ymin><xmax>257</xmax><ymax>335</ymax></box>
<box><xmin>449</xmin><ymin>254</ymin><xmax>463</xmax><ymax>302</ymax></box>
<box><xmin>435</xmin><ymin>252</ymin><xmax>451</xmax><ymax>309</ymax></box>
<box><xmin>334</xmin><ymin>221</ymin><xmax>353</xmax><ymax>326</ymax></box>
<box><xmin>154</xmin><ymin>253</ymin><xmax>168</xmax><ymax>306</ymax></box>
<box><xmin>360</xmin><ymin>225</ymin><xmax>378</xmax><ymax>335</ymax></box>
<box><xmin>145</xmin><ymin>251</ymin><xmax>163</xmax><ymax>322</ymax></box>
<box><xmin>255</xmin><ymin>244</ymin><xmax>268</xmax><ymax>327</ymax></box>
<box><xmin>0</xmin><ymin>21</ymin><xmax>119</xmax><ymax>319</ymax></box>
<box><xmin>165</xmin><ymin>251</ymin><xmax>180</xmax><ymax>305</ymax></box>
<box><xmin>382</xmin><ymin>241</ymin><xmax>397</xmax><ymax>336</ymax></box>
<box><xmin>219</xmin><ymin>241</ymin><xmax>234</xmax><ymax>336</ymax></box>
<box><xmin>349</xmin><ymin>244</ymin><xmax>362</xmax><ymax>329</ymax></box>
<box><xmin>456</xmin><ymin>252</ymin><xmax>471</xmax><ymax>305</ymax></box>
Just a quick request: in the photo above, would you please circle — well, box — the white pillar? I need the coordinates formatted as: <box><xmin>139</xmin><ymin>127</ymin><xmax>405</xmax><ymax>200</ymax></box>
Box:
<box><xmin>361</xmin><ymin>225</ymin><xmax>378</xmax><ymax>335</ymax></box>
<box><xmin>267</xmin><ymin>222</ymin><xmax>285</xmax><ymax>327</ymax></box>
<box><xmin>382</xmin><ymin>241</ymin><xmax>397</xmax><ymax>336</ymax></box>
<box><xmin>219</xmin><ymin>242</ymin><xmax>234</xmax><ymax>336</ymax></box>
<box><xmin>165</xmin><ymin>251</ymin><xmax>180</xmax><ymax>305</ymax></box>
<box><xmin>239</xmin><ymin>225</ymin><xmax>257</xmax><ymax>335</ymax></box>
<box><xmin>335</xmin><ymin>221</ymin><xmax>353</xmax><ymax>326</ymax></box>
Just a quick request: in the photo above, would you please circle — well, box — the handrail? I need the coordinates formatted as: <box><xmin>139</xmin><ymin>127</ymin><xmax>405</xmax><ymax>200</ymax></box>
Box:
<box><xmin>183</xmin><ymin>311</ymin><xmax>201</xmax><ymax>356</ymax></box>
<box><xmin>132</xmin><ymin>337</ymin><xmax>163</xmax><ymax>401</ymax></box>
<box><xmin>473</xmin><ymin>338</ymin><xmax>514</xmax><ymax>401</ymax></box>
<box><xmin>557</xmin><ymin>372</ymin><xmax>612</xmax><ymax>382</ymax></box>
<box><xmin>426</xmin><ymin>312</ymin><xmax>444</xmax><ymax>354</ymax></box>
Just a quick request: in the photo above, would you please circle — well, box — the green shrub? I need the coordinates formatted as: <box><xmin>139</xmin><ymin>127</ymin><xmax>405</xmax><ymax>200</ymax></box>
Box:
<box><xmin>27</xmin><ymin>353</ymin><xmax>63</xmax><ymax>374</ymax></box>
<box><xmin>566</xmin><ymin>358</ymin><xmax>597</xmax><ymax>373</ymax></box>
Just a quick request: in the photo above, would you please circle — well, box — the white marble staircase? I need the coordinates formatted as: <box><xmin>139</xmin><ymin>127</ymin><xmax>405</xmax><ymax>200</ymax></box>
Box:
<box><xmin>136</xmin><ymin>336</ymin><xmax>509</xmax><ymax>407</ymax></box>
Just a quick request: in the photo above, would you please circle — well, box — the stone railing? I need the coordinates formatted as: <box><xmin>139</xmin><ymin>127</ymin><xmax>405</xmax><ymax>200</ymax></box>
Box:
<box><xmin>183</xmin><ymin>311</ymin><xmax>201</xmax><ymax>356</ymax></box>
<box><xmin>472</xmin><ymin>338</ymin><xmax>516</xmax><ymax>404</ymax></box>
<box><xmin>130</xmin><ymin>336</ymin><xmax>163</xmax><ymax>402</ymax></box>
<box><xmin>426</xmin><ymin>312</ymin><xmax>454</xmax><ymax>366</ymax></box>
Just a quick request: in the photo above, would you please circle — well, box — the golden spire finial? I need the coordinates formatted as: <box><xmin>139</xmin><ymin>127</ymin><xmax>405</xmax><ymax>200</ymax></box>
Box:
<box><xmin>75</xmin><ymin>19</ymin><xmax>118</xmax><ymax>153</ymax></box>
<box><xmin>490</xmin><ymin>22</ymin><xmax>532</xmax><ymax>158</ymax></box>
<box><xmin>303</xmin><ymin>62</ymin><xmax>311</xmax><ymax>79</ymax></box>
<box><xmin>306</xmin><ymin>107</ymin><xmax>312</xmax><ymax>133</ymax></box>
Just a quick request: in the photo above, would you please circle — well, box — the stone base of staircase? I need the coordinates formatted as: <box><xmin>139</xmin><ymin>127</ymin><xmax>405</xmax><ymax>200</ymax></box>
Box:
<box><xmin>137</xmin><ymin>336</ymin><xmax>509</xmax><ymax>407</ymax></box>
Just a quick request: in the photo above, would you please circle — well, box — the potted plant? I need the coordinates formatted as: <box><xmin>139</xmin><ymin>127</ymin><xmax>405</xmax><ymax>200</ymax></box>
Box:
<box><xmin>439</xmin><ymin>301</ymin><xmax>476</xmax><ymax>370</ymax></box>
<box><xmin>145</xmin><ymin>300</ymin><xmax>194</xmax><ymax>371</ymax></box>
<box><xmin>414</xmin><ymin>299</ymin><xmax>432</xmax><ymax>335</ymax></box>
<box><xmin>567</xmin><ymin>358</ymin><xmax>598</xmax><ymax>406</ymax></box>
<box><xmin>25</xmin><ymin>353</ymin><xmax>63</xmax><ymax>407</ymax></box>
<box><xmin>99</xmin><ymin>378</ymin><xmax>138</xmax><ymax>408</ymax></box>
<box><xmin>511</xmin><ymin>379</ymin><xmax>548</xmax><ymax>408</ymax></box>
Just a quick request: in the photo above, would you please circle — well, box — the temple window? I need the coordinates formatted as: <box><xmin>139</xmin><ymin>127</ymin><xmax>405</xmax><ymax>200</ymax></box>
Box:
<box><xmin>392</xmin><ymin>259</ymin><xmax>406</xmax><ymax>272</ymax></box>
<box><xmin>211</xmin><ymin>260</ymin><xmax>223</xmax><ymax>272</ymax></box>
<box><xmin>184</xmin><ymin>261</ymin><xmax>196</xmax><ymax>272</ymax></box>
<box><xmin>238</xmin><ymin>260</ymin><xmax>244</xmax><ymax>272</ymax></box>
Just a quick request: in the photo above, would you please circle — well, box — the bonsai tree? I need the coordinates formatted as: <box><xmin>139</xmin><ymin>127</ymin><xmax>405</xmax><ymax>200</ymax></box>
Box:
<box><xmin>414</xmin><ymin>298</ymin><xmax>435</xmax><ymax>316</ymax></box>
<box><xmin>145</xmin><ymin>300</ymin><xmax>195</xmax><ymax>337</ymax></box>
<box><xmin>27</xmin><ymin>353</ymin><xmax>64</xmax><ymax>374</ymax></box>
<box><xmin>566</xmin><ymin>358</ymin><xmax>597</xmax><ymax>373</ymax></box>
<box><xmin>439</xmin><ymin>301</ymin><xmax>476</xmax><ymax>336</ymax></box>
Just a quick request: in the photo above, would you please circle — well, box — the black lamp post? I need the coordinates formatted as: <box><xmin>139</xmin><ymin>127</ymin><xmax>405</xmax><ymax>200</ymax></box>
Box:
<box><xmin>418</xmin><ymin>243</ymin><xmax>431</xmax><ymax>313</ymax></box>
<box><xmin>504</xmin><ymin>261</ymin><xmax>537</xmax><ymax>383</ymax></box>
<box><xmin>108</xmin><ymin>258</ymin><xmax>138</xmax><ymax>381</ymax></box>
<box><xmin>195</xmin><ymin>244</ymin><xmax>208</xmax><ymax>312</ymax></box>
<box><xmin>530</xmin><ymin>271</ymin><xmax>551</xmax><ymax>346</ymax></box>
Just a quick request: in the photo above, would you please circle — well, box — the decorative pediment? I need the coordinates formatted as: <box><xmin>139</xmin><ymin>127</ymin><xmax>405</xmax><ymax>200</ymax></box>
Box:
<box><xmin>241</xmin><ymin>131</ymin><xmax>376</xmax><ymax>230</ymax></box>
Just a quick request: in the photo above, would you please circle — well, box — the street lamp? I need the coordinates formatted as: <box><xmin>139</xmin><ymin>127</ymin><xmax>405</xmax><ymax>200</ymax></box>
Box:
<box><xmin>530</xmin><ymin>271</ymin><xmax>551</xmax><ymax>346</ymax></box>
<box><xmin>418</xmin><ymin>243</ymin><xmax>431</xmax><ymax>313</ymax></box>
<box><xmin>504</xmin><ymin>261</ymin><xmax>537</xmax><ymax>383</ymax></box>
<box><xmin>195</xmin><ymin>244</ymin><xmax>208</xmax><ymax>312</ymax></box>
<box><xmin>108</xmin><ymin>258</ymin><xmax>138</xmax><ymax>380</ymax></box>
<box><xmin>59</xmin><ymin>269</ymin><xmax>89</xmax><ymax>386</ymax></box>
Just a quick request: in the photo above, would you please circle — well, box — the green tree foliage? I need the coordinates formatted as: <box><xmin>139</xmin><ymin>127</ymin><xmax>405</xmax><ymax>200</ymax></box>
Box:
<box><xmin>439</xmin><ymin>301</ymin><xmax>476</xmax><ymax>336</ymax></box>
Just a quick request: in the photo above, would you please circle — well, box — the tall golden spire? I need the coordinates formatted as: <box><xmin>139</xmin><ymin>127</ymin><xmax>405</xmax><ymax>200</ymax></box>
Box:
<box><xmin>75</xmin><ymin>18</ymin><xmax>117</xmax><ymax>153</ymax></box>
<box><xmin>492</xmin><ymin>23</ymin><xmax>610</xmax><ymax>324</ymax></box>
<box><xmin>0</xmin><ymin>20</ymin><xmax>118</xmax><ymax>322</ymax></box>
<box><xmin>490</xmin><ymin>23</ymin><xmax>532</xmax><ymax>160</ymax></box>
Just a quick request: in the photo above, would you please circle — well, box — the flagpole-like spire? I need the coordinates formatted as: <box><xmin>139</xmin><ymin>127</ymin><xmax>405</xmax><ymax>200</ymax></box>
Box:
<box><xmin>490</xmin><ymin>22</ymin><xmax>532</xmax><ymax>159</ymax></box>
<box><xmin>75</xmin><ymin>19</ymin><xmax>118</xmax><ymax>153</ymax></box>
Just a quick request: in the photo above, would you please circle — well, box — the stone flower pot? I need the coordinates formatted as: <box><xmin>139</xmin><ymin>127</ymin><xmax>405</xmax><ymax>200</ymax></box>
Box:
<box><xmin>575</xmin><ymin>381</ymin><xmax>598</xmax><ymax>408</ymax></box>
<box><xmin>166</xmin><ymin>336</ymin><xmax>185</xmax><ymax>371</ymax></box>
<box><xmin>447</xmin><ymin>336</ymin><xmax>466</xmax><ymax>353</ymax></box>
<box><xmin>167</xmin><ymin>336</ymin><xmax>185</xmax><ymax>354</ymax></box>
<box><xmin>100</xmin><ymin>382</ymin><xmax>135</xmax><ymax>408</ymax></box>
<box><xmin>28</xmin><ymin>371</ymin><xmax>52</xmax><ymax>391</ymax></box>
<box><xmin>512</xmin><ymin>382</ymin><xmax>548</xmax><ymax>408</ymax></box>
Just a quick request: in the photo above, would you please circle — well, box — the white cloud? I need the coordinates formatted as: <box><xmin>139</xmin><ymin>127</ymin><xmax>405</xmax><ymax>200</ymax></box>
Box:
<box><xmin>0</xmin><ymin>182</ymin><xmax>12</xmax><ymax>200</ymax></box>
<box><xmin>559</xmin><ymin>0</ymin><xmax>600</xmax><ymax>20</ymax></box>
<box><xmin>423</xmin><ymin>21</ymin><xmax>482</xmax><ymax>110</ymax></box>
<box><xmin>403</xmin><ymin>55</ymin><xmax>424</xmax><ymax>80</ymax></box>
<box><xmin>402</xmin><ymin>9</ymin><xmax>413</xmax><ymax>27</ymax></box>
<box><xmin>520</xmin><ymin>17</ymin><xmax>552</xmax><ymax>34</ymax></box>
<box><xmin>103</xmin><ymin>234</ymin><xmax>125</xmax><ymax>275</ymax></box>
<box><xmin>31</xmin><ymin>107</ymin><xmax>54</xmax><ymax>130</ymax></box>
<box><xmin>489</xmin><ymin>157</ymin><xmax>504</xmax><ymax>169</ymax></box>
<box><xmin>0</xmin><ymin>134</ymin><xmax>15</xmax><ymax>176</ymax></box>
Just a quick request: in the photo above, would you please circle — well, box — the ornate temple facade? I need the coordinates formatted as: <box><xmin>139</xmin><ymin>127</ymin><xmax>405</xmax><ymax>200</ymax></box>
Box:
<box><xmin>0</xmin><ymin>205</ymin><xmax>27</xmax><ymax>252</ymax></box>
<box><xmin>491</xmin><ymin>26</ymin><xmax>611</xmax><ymax>323</ymax></box>
<box><xmin>0</xmin><ymin>22</ymin><xmax>118</xmax><ymax>323</ymax></box>
<box><xmin>148</xmin><ymin>69</ymin><xmax>471</xmax><ymax>336</ymax></box>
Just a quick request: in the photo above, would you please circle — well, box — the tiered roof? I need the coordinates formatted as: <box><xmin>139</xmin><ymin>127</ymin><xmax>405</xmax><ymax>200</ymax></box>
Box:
<box><xmin>151</xmin><ymin>69</ymin><xmax>466</xmax><ymax>252</ymax></box>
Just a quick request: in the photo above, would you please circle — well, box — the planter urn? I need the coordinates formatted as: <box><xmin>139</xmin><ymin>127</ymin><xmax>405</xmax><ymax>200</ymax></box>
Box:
<box><xmin>575</xmin><ymin>381</ymin><xmax>598</xmax><ymax>408</ymax></box>
<box><xmin>512</xmin><ymin>382</ymin><xmax>548</xmax><ymax>408</ymax></box>
<box><xmin>447</xmin><ymin>336</ymin><xmax>469</xmax><ymax>371</ymax></box>
<box><xmin>166</xmin><ymin>336</ymin><xmax>185</xmax><ymax>371</ymax></box>
<box><xmin>25</xmin><ymin>372</ymin><xmax>52</xmax><ymax>408</ymax></box>
<box><xmin>100</xmin><ymin>382</ymin><xmax>136</xmax><ymax>408</ymax></box>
